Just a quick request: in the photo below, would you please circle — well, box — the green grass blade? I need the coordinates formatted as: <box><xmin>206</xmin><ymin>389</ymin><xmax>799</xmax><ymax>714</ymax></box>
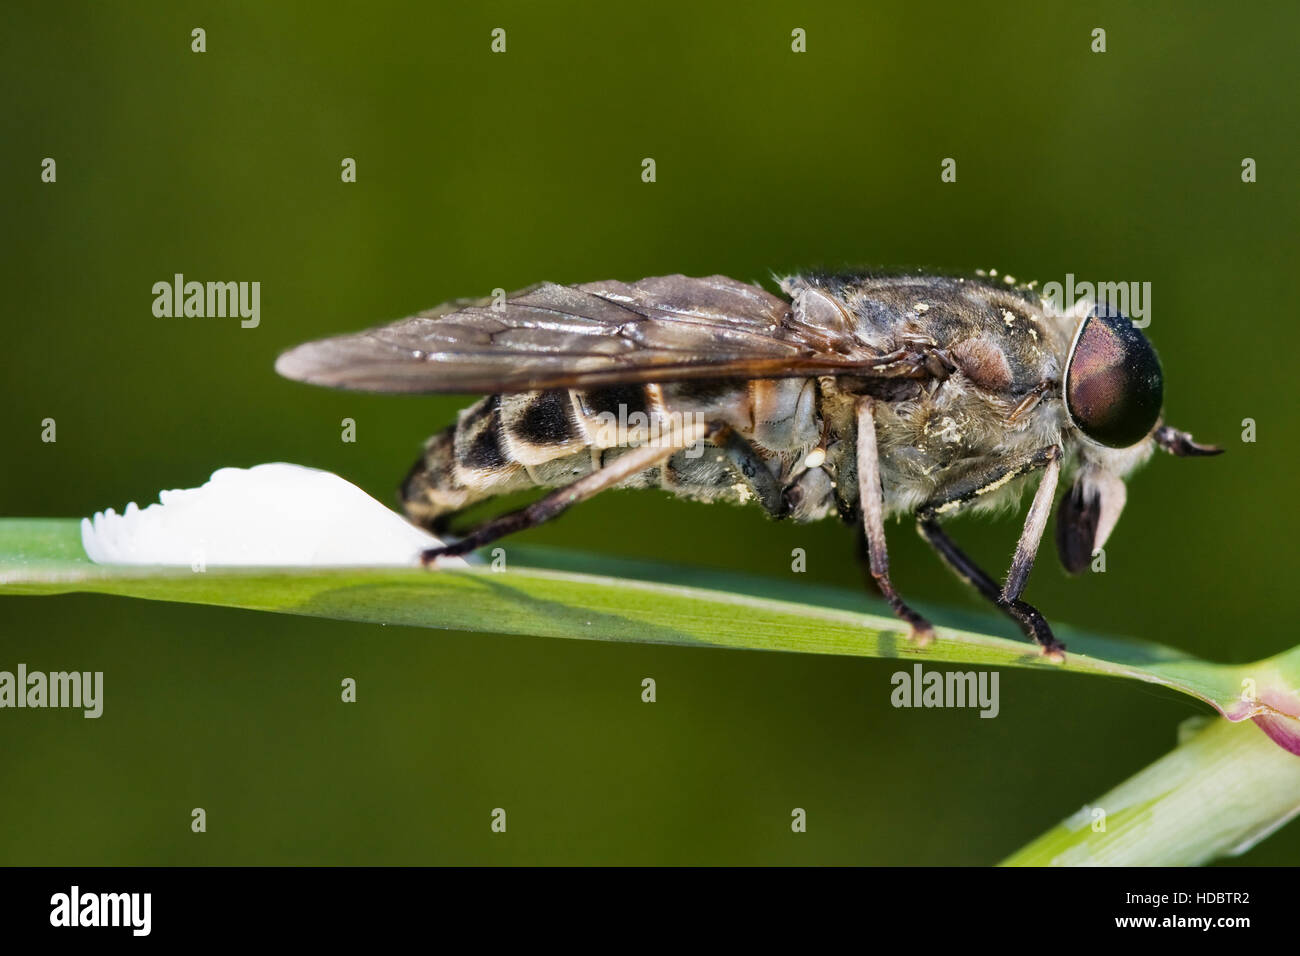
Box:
<box><xmin>6</xmin><ymin>516</ymin><xmax>1300</xmax><ymax>865</ymax></box>
<box><xmin>1003</xmin><ymin>716</ymin><xmax>1300</xmax><ymax>865</ymax></box>
<box><xmin>3</xmin><ymin>518</ymin><xmax>1298</xmax><ymax>748</ymax></box>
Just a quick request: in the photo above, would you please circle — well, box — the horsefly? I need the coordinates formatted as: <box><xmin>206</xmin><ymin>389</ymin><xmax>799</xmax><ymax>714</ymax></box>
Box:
<box><xmin>276</xmin><ymin>272</ymin><xmax>1221</xmax><ymax>657</ymax></box>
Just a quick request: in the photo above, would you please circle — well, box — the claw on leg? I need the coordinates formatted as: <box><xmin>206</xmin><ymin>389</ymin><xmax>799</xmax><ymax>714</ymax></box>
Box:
<box><xmin>1002</xmin><ymin>597</ymin><xmax>1066</xmax><ymax>659</ymax></box>
<box><xmin>908</xmin><ymin>620</ymin><xmax>935</xmax><ymax>647</ymax></box>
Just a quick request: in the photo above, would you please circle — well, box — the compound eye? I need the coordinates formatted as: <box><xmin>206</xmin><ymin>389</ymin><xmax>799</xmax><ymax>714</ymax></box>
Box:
<box><xmin>1064</xmin><ymin>309</ymin><xmax>1163</xmax><ymax>448</ymax></box>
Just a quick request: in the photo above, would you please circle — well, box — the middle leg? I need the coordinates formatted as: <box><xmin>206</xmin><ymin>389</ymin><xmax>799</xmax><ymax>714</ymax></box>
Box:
<box><xmin>855</xmin><ymin>396</ymin><xmax>934</xmax><ymax>643</ymax></box>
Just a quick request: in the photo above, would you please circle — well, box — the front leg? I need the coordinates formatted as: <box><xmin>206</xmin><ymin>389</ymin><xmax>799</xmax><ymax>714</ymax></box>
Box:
<box><xmin>855</xmin><ymin>396</ymin><xmax>934</xmax><ymax>644</ymax></box>
<box><xmin>915</xmin><ymin>446</ymin><xmax>1065</xmax><ymax>658</ymax></box>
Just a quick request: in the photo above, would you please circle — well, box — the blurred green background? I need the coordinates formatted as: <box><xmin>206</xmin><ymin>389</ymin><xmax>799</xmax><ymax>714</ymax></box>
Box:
<box><xmin>2</xmin><ymin>0</ymin><xmax>1296</xmax><ymax>865</ymax></box>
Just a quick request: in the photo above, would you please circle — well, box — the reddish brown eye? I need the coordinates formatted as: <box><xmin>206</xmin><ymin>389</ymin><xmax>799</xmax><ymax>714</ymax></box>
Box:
<box><xmin>1064</xmin><ymin>311</ymin><xmax>1163</xmax><ymax>448</ymax></box>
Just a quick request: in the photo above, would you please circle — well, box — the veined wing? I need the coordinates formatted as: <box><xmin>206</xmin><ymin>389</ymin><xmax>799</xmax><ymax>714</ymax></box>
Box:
<box><xmin>275</xmin><ymin>274</ymin><xmax>874</xmax><ymax>394</ymax></box>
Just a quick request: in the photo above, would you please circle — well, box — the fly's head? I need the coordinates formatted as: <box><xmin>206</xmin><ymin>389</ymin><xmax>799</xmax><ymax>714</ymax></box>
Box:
<box><xmin>1055</xmin><ymin>302</ymin><xmax>1222</xmax><ymax>573</ymax></box>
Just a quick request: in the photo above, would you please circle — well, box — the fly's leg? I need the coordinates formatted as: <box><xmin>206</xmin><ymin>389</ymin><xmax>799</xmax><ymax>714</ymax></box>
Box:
<box><xmin>420</xmin><ymin>419</ymin><xmax>709</xmax><ymax>563</ymax></box>
<box><xmin>710</xmin><ymin>425</ymin><xmax>790</xmax><ymax>518</ymax></box>
<box><xmin>855</xmin><ymin>396</ymin><xmax>934</xmax><ymax>644</ymax></box>
<box><xmin>867</xmin><ymin>340</ymin><xmax>957</xmax><ymax>381</ymax></box>
<box><xmin>917</xmin><ymin>518</ymin><xmax>1062</xmax><ymax>658</ymax></box>
<box><xmin>914</xmin><ymin>446</ymin><xmax>1065</xmax><ymax>658</ymax></box>
<box><xmin>420</xmin><ymin>418</ymin><xmax>798</xmax><ymax>563</ymax></box>
<box><xmin>852</xmin><ymin>521</ymin><xmax>884</xmax><ymax>597</ymax></box>
<box><xmin>1001</xmin><ymin>448</ymin><xmax>1061</xmax><ymax>610</ymax></box>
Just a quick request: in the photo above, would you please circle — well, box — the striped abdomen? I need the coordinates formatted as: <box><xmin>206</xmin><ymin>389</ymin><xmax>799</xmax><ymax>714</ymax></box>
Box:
<box><xmin>400</xmin><ymin>379</ymin><xmax>836</xmax><ymax>528</ymax></box>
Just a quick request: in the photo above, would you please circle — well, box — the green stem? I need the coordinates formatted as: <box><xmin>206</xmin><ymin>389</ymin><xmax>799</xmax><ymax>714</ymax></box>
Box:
<box><xmin>1004</xmin><ymin>716</ymin><xmax>1300</xmax><ymax>865</ymax></box>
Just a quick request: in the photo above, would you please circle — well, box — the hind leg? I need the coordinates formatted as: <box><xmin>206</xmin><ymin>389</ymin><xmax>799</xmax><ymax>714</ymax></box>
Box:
<box><xmin>419</xmin><ymin>418</ymin><xmax>798</xmax><ymax>563</ymax></box>
<box><xmin>420</xmin><ymin>420</ymin><xmax>710</xmax><ymax>563</ymax></box>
